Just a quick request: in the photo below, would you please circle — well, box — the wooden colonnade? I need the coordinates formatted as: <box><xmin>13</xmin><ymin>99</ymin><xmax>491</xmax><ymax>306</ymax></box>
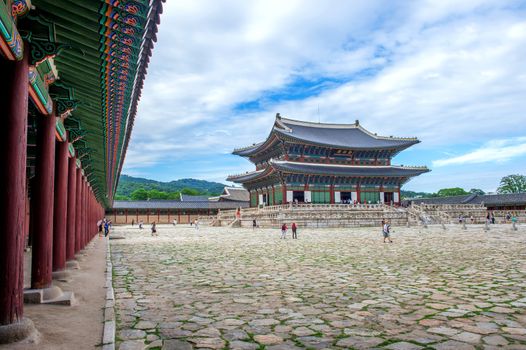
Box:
<box><xmin>0</xmin><ymin>46</ymin><xmax>104</xmax><ymax>334</ymax></box>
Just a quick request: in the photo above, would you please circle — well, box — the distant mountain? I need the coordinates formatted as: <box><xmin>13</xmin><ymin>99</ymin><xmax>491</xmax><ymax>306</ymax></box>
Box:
<box><xmin>116</xmin><ymin>175</ymin><xmax>226</xmax><ymax>197</ymax></box>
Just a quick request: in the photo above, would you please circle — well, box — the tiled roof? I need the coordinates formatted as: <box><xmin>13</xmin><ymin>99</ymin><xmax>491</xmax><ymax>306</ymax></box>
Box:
<box><xmin>220</xmin><ymin>187</ymin><xmax>250</xmax><ymax>201</ymax></box>
<box><xmin>270</xmin><ymin>160</ymin><xmax>429</xmax><ymax>177</ymax></box>
<box><xmin>409</xmin><ymin>193</ymin><xmax>526</xmax><ymax>206</ymax></box>
<box><xmin>233</xmin><ymin>115</ymin><xmax>419</xmax><ymax>156</ymax></box>
<box><xmin>180</xmin><ymin>194</ymin><xmax>210</xmax><ymax>202</ymax></box>
<box><xmin>112</xmin><ymin>200</ymin><xmax>249</xmax><ymax>210</ymax></box>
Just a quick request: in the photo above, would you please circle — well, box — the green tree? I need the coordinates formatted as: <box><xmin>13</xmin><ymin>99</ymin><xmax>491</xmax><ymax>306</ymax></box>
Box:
<box><xmin>167</xmin><ymin>192</ymin><xmax>181</xmax><ymax>200</ymax></box>
<box><xmin>148</xmin><ymin>189</ymin><xmax>169</xmax><ymax>199</ymax></box>
<box><xmin>114</xmin><ymin>194</ymin><xmax>130</xmax><ymax>200</ymax></box>
<box><xmin>469</xmin><ymin>188</ymin><xmax>485</xmax><ymax>195</ymax></box>
<box><xmin>181</xmin><ymin>188</ymin><xmax>201</xmax><ymax>195</ymax></box>
<box><xmin>497</xmin><ymin>174</ymin><xmax>526</xmax><ymax>194</ymax></box>
<box><xmin>130</xmin><ymin>188</ymin><xmax>149</xmax><ymax>200</ymax></box>
<box><xmin>436</xmin><ymin>187</ymin><xmax>468</xmax><ymax>197</ymax></box>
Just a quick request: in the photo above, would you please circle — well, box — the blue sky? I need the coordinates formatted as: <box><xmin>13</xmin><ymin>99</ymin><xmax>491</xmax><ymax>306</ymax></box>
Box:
<box><xmin>123</xmin><ymin>0</ymin><xmax>526</xmax><ymax>193</ymax></box>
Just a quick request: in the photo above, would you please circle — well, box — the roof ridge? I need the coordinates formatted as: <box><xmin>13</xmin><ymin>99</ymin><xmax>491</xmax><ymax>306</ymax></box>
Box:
<box><xmin>278</xmin><ymin>114</ymin><xmax>419</xmax><ymax>141</ymax></box>
<box><xmin>271</xmin><ymin>159</ymin><xmax>429</xmax><ymax>170</ymax></box>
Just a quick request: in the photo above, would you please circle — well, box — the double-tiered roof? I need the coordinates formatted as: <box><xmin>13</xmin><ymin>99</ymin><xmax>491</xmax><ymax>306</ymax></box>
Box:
<box><xmin>228</xmin><ymin>114</ymin><xmax>429</xmax><ymax>187</ymax></box>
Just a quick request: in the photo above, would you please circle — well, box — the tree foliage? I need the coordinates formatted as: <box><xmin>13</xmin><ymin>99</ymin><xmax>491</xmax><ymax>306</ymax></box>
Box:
<box><xmin>497</xmin><ymin>174</ymin><xmax>526</xmax><ymax>194</ymax></box>
<box><xmin>436</xmin><ymin>187</ymin><xmax>469</xmax><ymax>197</ymax></box>
<box><xmin>469</xmin><ymin>188</ymin><xmax>485</xmax><ymax>195</ymax></box>
<box><xmin>130</xmin><ymin>188</ymin><xmax>149</xmax><ymax>200</ymax></box>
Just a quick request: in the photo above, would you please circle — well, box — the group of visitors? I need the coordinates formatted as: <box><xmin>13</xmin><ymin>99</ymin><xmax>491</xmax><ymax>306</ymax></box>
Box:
<box><xmin>280</xmin><ymin>222</ymin><xmax>298</xmax><ymax>239</ymax></box>
<box><xmin>97</xmin><ymin>217</ymin><xmax>112</xmax><ymax>237</ymax></box>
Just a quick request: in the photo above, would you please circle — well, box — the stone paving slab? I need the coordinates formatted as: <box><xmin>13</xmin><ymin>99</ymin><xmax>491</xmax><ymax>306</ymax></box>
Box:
<box><xmin>110</xmin><ymin>224</ymin><xmax>526</xmax><ymax>349</ymax></box>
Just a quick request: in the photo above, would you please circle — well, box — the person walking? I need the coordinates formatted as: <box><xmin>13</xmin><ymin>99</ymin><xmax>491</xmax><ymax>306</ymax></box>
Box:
<box><xmin>280</xmin><ymin>223</ymin><xmax>288</xmax><ymax>239</ymax></box>
<box><xmin>104</xmin><ymin>220</ymin><xmax>110</xmax><ymax>237</ymax></box>
<box><xmin>97</xmin><ymin>219</ymin><xmax>103</xmax><ymax>237</ymax></box>
<box><xmin>151</xmin><ymin>222</ymin><xmax>157</xmax><ymax>236</ymax></box>
<box><xmin>291</xmin><ymin>222</ymin><xmax>298</xmax><ymax>239</ymax></box>
<box><xmin>131</xmin><ymin>219</ymin><xmax>135</xmax><ymax>227</ymax></box>
<box><xmin>252</xmin><ymin>219</ymin><xmax>257</xmax><ymax>230</ymax></box>
<box><xmin>383</xmin><ymin>220</ymin><xmax>392</xmax><ymax>243</ymax></box>
<box><xmin>173</xmin><ymin>219</ymin><xmax>177</xmax><ymax>226</ymax></box>
<box><xmin>194</xmin><ymin>219</ymin><xmax>199</xmax><ymax>230</ymax></box>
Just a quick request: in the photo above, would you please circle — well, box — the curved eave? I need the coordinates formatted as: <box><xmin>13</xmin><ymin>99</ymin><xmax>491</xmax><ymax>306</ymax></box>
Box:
<box><xmin>227</xmin><ymin>169</ymin><xmax>270</xmax><ymax>183</ymax></box>
<box><xmin>31</xmin><ymin>0</ymin><xmax>164</xmax><ymax>207</ymax></box>
<box><xmin>270</xmin><ymin>160</ymin><xmax>430</xmax><ymax>178</ymax></box>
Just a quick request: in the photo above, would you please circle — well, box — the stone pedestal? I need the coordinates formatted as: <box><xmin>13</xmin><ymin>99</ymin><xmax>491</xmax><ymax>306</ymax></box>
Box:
<box><xmin>24</xmin><ymin>285</ymin><xmax>76</xmax><ymax>306</ymax></box>
<box><xmin>0</xmin><ymin>318</ymin><xmax>39</xmax><ymax>345</ymax></box>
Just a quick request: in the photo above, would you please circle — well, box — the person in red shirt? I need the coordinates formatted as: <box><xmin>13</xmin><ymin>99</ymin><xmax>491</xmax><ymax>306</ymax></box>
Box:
<box><xmin>280</xmin><ymin>223</ymin><xmax>288</xmax><ymax>239</ymax></box>
<box><xmin>291</xmin><ymin>222</ymin><xmax>298</xmax><ymax>239</ymax></box>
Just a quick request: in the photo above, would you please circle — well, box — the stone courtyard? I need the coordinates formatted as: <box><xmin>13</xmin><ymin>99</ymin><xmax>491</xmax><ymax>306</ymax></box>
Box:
<box><xmin>110</xmin><ymin>224</ymin><xmax>526</xmax><ymax>350</ymax></box>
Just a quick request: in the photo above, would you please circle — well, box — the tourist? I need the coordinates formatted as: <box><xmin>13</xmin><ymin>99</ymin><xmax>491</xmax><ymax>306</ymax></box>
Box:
<box><xmin>194</xmin><ymin>219</ymin><xmax>199</xmax><ymax>230</ymax></box>
<box><xmin>173</xmin><ymin>219</ymin><xmax>177</xmax><ymax>226</ymax></box>
<box><xmin>506</xmin><ymin>212</ymin><xmax>511</xmax><ymax>222</ymax></box>
<box><xmin>131</xmin><ymin>219</ymin><xmax>135</xmax><ymax>227</ymax></box>
<box><xmin>491</xmin><ymin>212</ymin><xmax>495</xmax><ymax>224</ymax></box>
<box><xmin>383</xmin><ymin>220</ymin><xmax>392</xmax><ymax>243</ymax></box>
<box><xmin>151</xmin><ymin>222</ymin><xmax>157</xmax><ymax>236</ymax></box>
<box><xmin>97</xmin><ymin>219</ymin><xmax>103</xmax><ymax>237</ymax></box>
<box><xmin>253</xmin><ymin>218</ymin><xmax>257</xmax><ymax>229</ymax></box>
<box><xmin>139</xmin><ymin>220</ymin><xmax>143</xmax><ymax>229</ymax></box>
<box><xmin>292</xmin><ymin>222</ymin><xmax>298</xmax><ymax>239</ymax></box>
<box><xmin>280</xmin><ymin>223</ymin><xmax>288</xmax><ymax>239</ymax></box>
<box><xmin>104</xmin><ymin>220</ymin><xmax>110</xmax><ymax>237</ymax></box>
<box><xmin>470</xmin><ymin>215</ymin><xmax>474</xmax><ymax>224</ymax></box>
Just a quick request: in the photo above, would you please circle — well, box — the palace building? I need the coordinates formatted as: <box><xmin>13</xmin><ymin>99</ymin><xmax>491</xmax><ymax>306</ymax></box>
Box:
<box><xmin>228</xmin><ymin>114</ymin><xmax>429</xmax><ymax>206</ymax></box>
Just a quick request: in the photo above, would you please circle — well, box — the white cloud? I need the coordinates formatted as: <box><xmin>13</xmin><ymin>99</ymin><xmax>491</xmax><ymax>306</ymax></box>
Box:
<box><xmin>433</xmin><ymin>137</ymin><xmax>526</xmax><ymax>167</ymax></box>
<box><xmin>124</xmin><ymin>0</ymin><xmax>526</xmax><ymax>188</ymax></box>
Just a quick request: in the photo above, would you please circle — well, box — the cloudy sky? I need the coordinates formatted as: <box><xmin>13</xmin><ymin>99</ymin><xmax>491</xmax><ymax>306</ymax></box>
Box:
<box><xmin>123</xmin><ymin>0</ymin><xmax>526</xmax><ymax>193</ymax></box>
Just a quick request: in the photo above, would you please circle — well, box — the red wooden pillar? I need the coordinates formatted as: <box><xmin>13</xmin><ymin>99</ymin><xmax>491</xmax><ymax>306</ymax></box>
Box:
<box><xmin>52</xmin><ymin>139</ymin><xmax>69</xmax><ymax>272</ymax></box>
<box><xmin>282</xmin><ymin>184</ymin><xmax>287</xmax><ymax>204</ymax></box>
<box><xmin>136</xmin><ymin>209</ymin><xmax>138</xmax><ymax>222</ymax></box>
<box><xmin>31</xmin><ymin>111</ymin><xmax>57</xmax><ymax>289</ymax></box>
<box><xmin>0</xmin><ymin>48</ymin><xmax>29</xmax><ymax>325</ymax></box>
<box><xmin>157</xmin><ymin>209</ymin><xmax>160</xmax><ymax>222</ymax></box>
<box><xmin>125</xmin><ymin>209</ymin><xmax>128</xmax><ymax>224</ymax></box>
<box><xmin>74</xmin><ymin>168</ymin><xmax>82</xmax><ymax>253</ymax></box>
<box><xmin>66</xmin><ymin>157</ymin><xmax>77</xmax><ymax>261</ymax></box>
<box><xmin>357</xmin><ymin>182</ymin><xmax>361</xmax><ymax>204</ymax></box>
<box><xmin>79</xmin><ymin>179</ymin><xmax>84</xmax><ymax>249</ymax></box>
<box><xmin>83</xmin><ymin>180</ymin><xmax>87</xmax><ymax>246</ymax></box>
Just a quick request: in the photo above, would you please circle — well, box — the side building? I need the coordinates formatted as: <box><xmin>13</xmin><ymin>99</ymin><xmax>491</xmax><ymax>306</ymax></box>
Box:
<box><xmin>228</xmin><ymin>114</ymin><xmax>429</xmax><ymax>206</ymax></box>
<box><xmin>108</xmin><ymin>199</ymin><xmax>249</xmax><ymax>224</ymax></box>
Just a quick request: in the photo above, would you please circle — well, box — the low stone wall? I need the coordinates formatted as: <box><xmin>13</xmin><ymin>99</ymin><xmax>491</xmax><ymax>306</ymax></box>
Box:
<box><xmin>209</xmin><ymin>204</ymin><xmax>407</xmax><ymax>228</ymax></box>
<box><xmin>413</xmin><ymin>204</ymin><xmax>487</xmax><ymax>224</ymax></box>
<box><xmin>205</xmin><ymin>203</ymin><xmax>501</xmax><ymax>228</ymax></box>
